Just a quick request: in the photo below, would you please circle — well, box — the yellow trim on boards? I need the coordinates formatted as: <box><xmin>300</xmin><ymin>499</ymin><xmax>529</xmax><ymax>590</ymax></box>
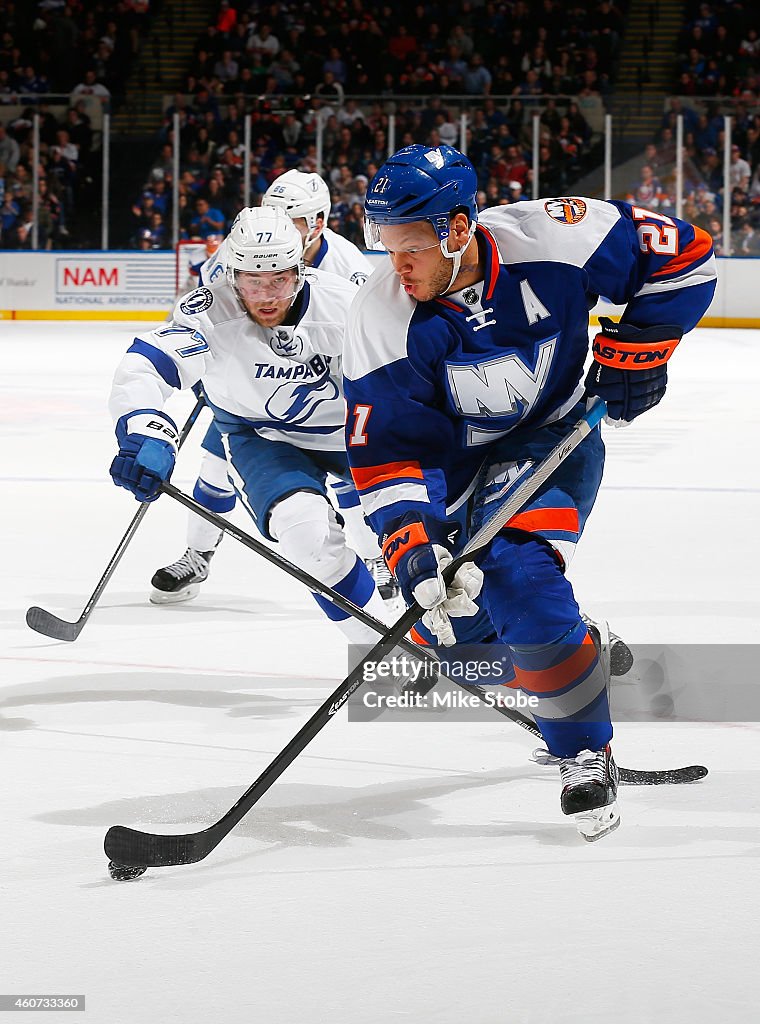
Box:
<box><xmin>2</xmin><ymin>310</ymin><xmax>759</xmax><ymax>328</ymax></box>
<box><xmin>588</xmin><ymin>314</ymin><xmax>759</xmax><ymax>329</ymax></box>
<box><xmin>0</xmin><ymin>309</ymin><xmax>167</xmax><ymax>321</ymax></box>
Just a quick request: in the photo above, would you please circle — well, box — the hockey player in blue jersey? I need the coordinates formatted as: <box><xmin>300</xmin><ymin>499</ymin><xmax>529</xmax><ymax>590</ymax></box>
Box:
<box><xmin>110</xmin><ymin>206</ymin><xmax>390</xmax><ymax>648</ymax></box>
<box><xmin>344</xmin><ymin>144</ymin><xmax>717</xmax><ymax>840</ymax></box>
<box><xmin>149</xmin><ymin>171</ymin><xmax>392</xmax><ymax>603</ymax></box>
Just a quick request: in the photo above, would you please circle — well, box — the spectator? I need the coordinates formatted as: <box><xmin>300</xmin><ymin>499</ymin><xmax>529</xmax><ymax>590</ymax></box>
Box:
<box><xmin>737</xmin><ymin>220</ymin><xmax>760</xmax><ymax>256</ymax></box>
<box><xmin>631</xmin><ymin>164</ymin><xmax>663</xmax><ymax>208</ymax></box>
<box><xmin>463</xmin><ymin>53</ymin><xmax>492</xmax><ymax>95</ymax></box>
<box><xmin>71</xmin><ymin>69</ymin><xmax>110</xmax><ymax>101</ymax></box>
<box><xmin>190</xmin><ymin>196</ymin><xmax>225</xmax><ymax>238</ymax></box>
<box><xmin>315</xmin><ymin>71</ymin><xmax>345</xmax><ymax>106</ymax></box>
<box><xmin>213</xmin><ymin>50</ymin><xmax>239</xmax><ymax>84</ymax></box>
<box><xmin>507</xmin><ymin>180</ymin><xmax>527</xmax><ymax>203</ymax></box>
<box><xmin>216</xmin><ymin>1</ymin><xmax>237</xmax><ymax>36</ymax></box>
<box><xmin>0</xmin><ymin>189</ymin><xmax>20</xmax><ymax>247</ymax></box>
<box><xmin>323</xmin><ymin>48</ymin><xmax>347</xmax><ymax>86</ymax></box>
<box><xmin>707</xmin><ymin>216</ymin><xmax>724</xmax><ymax>255</ymax></box>
<box><xmin>0</xmin><ymin>123</ymin><xmax>20</xmax><ymax>173</ymax></box>
<box><xmin>730</xmin><ymin>144</ymin><xmax>752</xmax><ymax>190</ymax></box>
<box><xmin>247</xmin><ymin>24</ymin><xmax>280</xmax><ymax>61</ymax></box>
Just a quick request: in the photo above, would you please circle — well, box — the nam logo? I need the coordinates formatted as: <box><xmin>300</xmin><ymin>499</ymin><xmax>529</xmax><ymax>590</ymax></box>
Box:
<box><xmin>544</xmin><ymin>198</ymin><xmax>587</xmax><ymax>224</ymax></box>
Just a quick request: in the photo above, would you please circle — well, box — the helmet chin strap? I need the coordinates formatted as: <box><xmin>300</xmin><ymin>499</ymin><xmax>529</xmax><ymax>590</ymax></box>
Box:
<box><xmin>439</xmin><ymin>222</ymin><xmax>476</xmax><ymax>293</ymax></box>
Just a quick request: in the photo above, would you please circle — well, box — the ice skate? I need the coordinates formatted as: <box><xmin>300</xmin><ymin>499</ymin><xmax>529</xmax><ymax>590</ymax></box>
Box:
<box><xmin>150</xmin><ymin>545</ymin><xmax>218</xmax><ymax>604</ymax></box>
<box><xmin>560</xmin><ymin>744</ymin><xmax>620</xmax><ymax>842</ymax></box>
<box><xmin>582</xmin><ymin>614</ymin><xmax>634</xmax><ymax>677</ymax></box>
<box><xmin>365</xmin><ymin>555</ymin><xmax>401</xmax><ymax>603</ymax></box>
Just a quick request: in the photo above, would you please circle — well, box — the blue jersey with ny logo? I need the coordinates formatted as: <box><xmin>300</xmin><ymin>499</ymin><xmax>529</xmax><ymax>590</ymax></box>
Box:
<box><xmin>343</xmin><ymin>198</ymin><xmax>717</xmax><ymax>535</ymax></box>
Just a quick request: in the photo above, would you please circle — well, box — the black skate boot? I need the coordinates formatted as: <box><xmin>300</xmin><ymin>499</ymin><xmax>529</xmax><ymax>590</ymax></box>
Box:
<box><xmin>582</xmin><ymin>615</ymin><xmax>634</xmax><ymax>677</ymax></box>
<box><xmin>150</xmin><ymin>545</ymin><xmax>218</xmax><ymax>604</ymax></box>
<box><xmin>560</xmin><ymin>744</ymin><xmax>620</xmax><ymax>842</ymax></box>
<box><xmin>365</xmin><ymin>556</ymin><xmax>401</xmax><ymax>602</ymax></box>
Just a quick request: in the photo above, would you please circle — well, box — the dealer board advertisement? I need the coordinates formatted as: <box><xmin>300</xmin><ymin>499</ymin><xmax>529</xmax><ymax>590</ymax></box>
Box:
<box><xmin>0</xmin><ymin>251</ymin><xmax>175</xmax><ymax>319</ymax></box>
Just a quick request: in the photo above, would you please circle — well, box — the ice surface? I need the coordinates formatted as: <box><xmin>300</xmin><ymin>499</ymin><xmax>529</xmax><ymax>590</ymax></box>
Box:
<box><xmin>2</xmin><ymin>323</ymin><xmax>759</xmax><ymax>1023</ymax></box>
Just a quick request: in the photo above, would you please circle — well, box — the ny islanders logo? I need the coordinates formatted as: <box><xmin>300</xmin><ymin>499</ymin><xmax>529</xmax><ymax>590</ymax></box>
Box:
<box><xmin>544</xmin><ymin>198</ymin><xmax>587</xmax><ymax>224</ymax></box>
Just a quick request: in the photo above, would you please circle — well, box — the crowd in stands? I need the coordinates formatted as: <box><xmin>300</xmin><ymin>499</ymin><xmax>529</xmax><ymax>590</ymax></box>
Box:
<box><xmin>0</xmin><ymin>0</ymin><xmax>151</xmax><ymax>101</ymax></box>
<box><xmin>622</xmin><ymin>2</ymin><xmax>760</xmax><ymax>256</ymax></box>
<box><xmin>130</xmin><ymin>90</ymin><xmax>600</xmax><ymax>249</ymax></box>
<box><xmin>187</xmin><ymin>0</ymin><xmax>625</xmax><ymax>101</ymax></box>
<box><xmin>5</xmin><ymin>0</ymin><xmax>760</xmax><ymax>257</ymax></box>
<box><xmin>132</xmin><ymin>0</ymin><xmax>625</xmax><ymax>249</ymax></box>
<box><xmin>0</xmin><ymin>0</ymin><xmax>155</xmax><ymax>248</ymax></box>
<box><xmin>0</xmin><ymin>100</ymin><xmax>98</xmax><ymax>248</ymax></box>
<box><xmin>677</xmin><ymin>1</ymin><xmax>760</xmax><ymax>100</ymax></box>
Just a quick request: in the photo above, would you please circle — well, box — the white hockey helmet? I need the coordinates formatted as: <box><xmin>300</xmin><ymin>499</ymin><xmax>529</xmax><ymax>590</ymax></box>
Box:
<box><xmin>225</xmin><ymin>206</ymin><xmax>305</xmax><ymax>306</ymax></box>
<box><xmin>262</xmin><ymin>169</ymin><xmax>331</xmax><ymax>244</ymax></box>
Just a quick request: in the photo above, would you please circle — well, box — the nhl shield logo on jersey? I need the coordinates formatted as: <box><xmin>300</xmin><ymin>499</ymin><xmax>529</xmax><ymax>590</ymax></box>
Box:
<box><xmin>179</xmin><ymin>287</ymin><xmax>214</xmax><ymax>315</ymax></box>
<box><xmin>544</xmin><ymin>198</ymin><xmax>588</xmax><ymax>225</ymax></box>
<box><xmin>462</xmin><ymin>287</ymin><xmax>479</xmax><ymax>305</ymax></box>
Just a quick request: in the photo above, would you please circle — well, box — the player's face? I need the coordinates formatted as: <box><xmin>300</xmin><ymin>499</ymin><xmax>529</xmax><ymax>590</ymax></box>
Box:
<box><xmin>381</xmin><ymin>221</ymin><xmax>455</xmax><ymax>302</ymax></box>
<box><xmin>294</xmin><ymin>214</ymin><xmax>324</xmax><ymax>246</ymax></box>
<box><xmin>234</xmin><ymin>269</ymin><xmax>299</xmax><ymax>326</ymax></box>
<box><xmin>292</xmin><ymin>216</ymin><xmax>310</xmax><ymax>242</ymax></box>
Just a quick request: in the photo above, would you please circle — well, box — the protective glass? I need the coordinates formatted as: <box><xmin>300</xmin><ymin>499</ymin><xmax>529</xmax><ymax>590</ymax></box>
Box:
<box><xmin>363</xmin><ymin>219</ymin><xmax>445</xmax><ymax>254</ymax></box>
<box><xmin>233</xmin><ymin>268</ymin><xmax>300</xmax><ymax>302</ymax></box>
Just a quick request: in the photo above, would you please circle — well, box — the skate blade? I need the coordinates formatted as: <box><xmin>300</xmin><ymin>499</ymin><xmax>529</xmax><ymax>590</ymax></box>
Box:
<box><xmin>383</xmin><ymin>595</ymin><xmax>406</xmax><ymax>616</ymax></box>
<box><xmin>610</xmin><ymin>639</ymin><xmax>634</xmax><ymax>677</ymax></box>
<box><xmin>572</xmin><ymin>800</ymin><xmax>621</xmax><ymax>842</ymax></box>
<box><xmin>149</xmin><ymin>583</ymin><xmax>201</xmax><ymax>605</ymax></box>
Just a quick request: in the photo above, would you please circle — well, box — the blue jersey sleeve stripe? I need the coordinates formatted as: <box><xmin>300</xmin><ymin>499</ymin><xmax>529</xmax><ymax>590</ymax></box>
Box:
<box><xmin>127</xmin><ymin>339</ymin><xmax>181</xmax><ymax>389</ymax></box>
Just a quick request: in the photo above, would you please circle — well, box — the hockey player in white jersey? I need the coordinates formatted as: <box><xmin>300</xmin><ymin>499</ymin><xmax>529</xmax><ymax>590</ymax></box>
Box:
<box><xmin>110</xmin><ymin>206</ymin><xmax>389</xmax><ymax>644</ymax></box>
<box><xmin>149</xmin><ymin>170</ymin><xmax>392</xmax><ymax>602</ymax></box>
<box><xmin>345</xmin><ymin>144</ymin><xmax>716</xmax><ymax>840</ymax></box>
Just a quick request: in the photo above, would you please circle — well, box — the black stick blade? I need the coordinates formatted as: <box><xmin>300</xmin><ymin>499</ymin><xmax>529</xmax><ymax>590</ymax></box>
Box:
<box><xmin>104</xmin><ymin>825</ymin><xmax>216</xmax><ymax>868</ymax></box>
<box><xmin>620</xmin><ymin>764</ymin><xmax>708</xmax><ymax>786</ymax></box>
<box><xmin>26</xmin><ymin>606</ymin><xmax>82</xmax><ymax>642</ymax></box>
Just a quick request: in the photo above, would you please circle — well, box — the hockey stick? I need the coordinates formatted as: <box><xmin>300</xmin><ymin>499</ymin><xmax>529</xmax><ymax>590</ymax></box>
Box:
<box><xmin>157</xmin><ymin>482</ymin><xmax>704</xmax><ymax>788</ymax></box>
<box><xmin>26</xmin><ymin>396</ymin><xmax>206</xmax><ymax>642</ymax></box>
<box><xmin>104</xmin><ymin>400</ymin><xmax>703</xmax><ymax>871</ymax></box>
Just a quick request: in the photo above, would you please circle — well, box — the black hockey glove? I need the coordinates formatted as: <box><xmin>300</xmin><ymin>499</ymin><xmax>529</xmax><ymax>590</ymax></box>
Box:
<box><xmin>585</xmin><ymin>317</ymin><xmax>683</xmax><ymax>425</ymax></box>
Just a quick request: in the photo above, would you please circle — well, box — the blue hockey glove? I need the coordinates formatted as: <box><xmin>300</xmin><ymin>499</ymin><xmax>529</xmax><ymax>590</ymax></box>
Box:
<box><xmin>382</xmin><ymin>513</ymin><xmax>483</xmax><ymax>647</ymax></box>
<box><xmin>585</xmin><ymin>317</ymin><xmax>683</xmax><ymax>426</ymax></box>
<box><xmin>110</xmin><ymin>410</ymin><xmax>179</xmax><ymax>502</ymax></box>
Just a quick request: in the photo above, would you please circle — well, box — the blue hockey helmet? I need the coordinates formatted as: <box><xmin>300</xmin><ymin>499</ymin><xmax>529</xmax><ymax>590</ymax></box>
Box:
<box><xmin>364</xmin><ymin>144</ymin><xmax>478</xmax><ymax>249</ymax></box>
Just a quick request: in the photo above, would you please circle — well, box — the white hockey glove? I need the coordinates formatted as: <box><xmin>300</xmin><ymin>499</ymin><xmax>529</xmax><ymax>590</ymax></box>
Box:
<box><xmin>416</xmin><ymin>546</ymin><xmax>483</xmax><ymax>646</ymax></box>
<box><xmin>383</xmin><ymin>515</ymin><xmax>483</xmax><ymax>647</ymax></box>
<box><xmin>267</xmin><ymin>326</ymin><xmax>315</xmax><ymax>363</ymax></box>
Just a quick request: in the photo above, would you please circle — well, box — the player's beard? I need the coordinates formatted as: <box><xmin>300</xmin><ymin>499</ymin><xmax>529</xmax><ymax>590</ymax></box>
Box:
<box><xmin>408</xmin><ymin>257</ymin><xmax>459</xmax><ymax>302</ymax></box>
<box><xmin>244</xmin><ymin>296</ymin><xmax>291</xmax><ymax>327</ymax></box>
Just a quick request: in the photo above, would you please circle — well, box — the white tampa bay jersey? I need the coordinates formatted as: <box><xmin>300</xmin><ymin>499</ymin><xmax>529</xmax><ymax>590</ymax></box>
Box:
<box><xmin>109</xmin><ymin>267</ymin><xmax>357</xmax><ymax>451</ymax></box>
<box><xmin>309</xmin><ymin>227</ymin><xmax>373</xmax><ymax>286</ymax></box>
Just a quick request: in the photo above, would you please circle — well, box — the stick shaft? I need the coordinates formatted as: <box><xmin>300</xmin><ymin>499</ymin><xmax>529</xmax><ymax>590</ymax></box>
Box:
<box><xmin>26</xmin><ymin>396</ymin><xmax>205</xmax><ymax>640</ymax></box>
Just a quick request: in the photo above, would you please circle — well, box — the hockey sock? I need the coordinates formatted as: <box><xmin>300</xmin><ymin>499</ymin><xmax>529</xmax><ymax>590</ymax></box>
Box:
<box><xmin>481</xmin><ymin>533</ymin><xmax>612</xmax><ymax>758</ymax></box>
